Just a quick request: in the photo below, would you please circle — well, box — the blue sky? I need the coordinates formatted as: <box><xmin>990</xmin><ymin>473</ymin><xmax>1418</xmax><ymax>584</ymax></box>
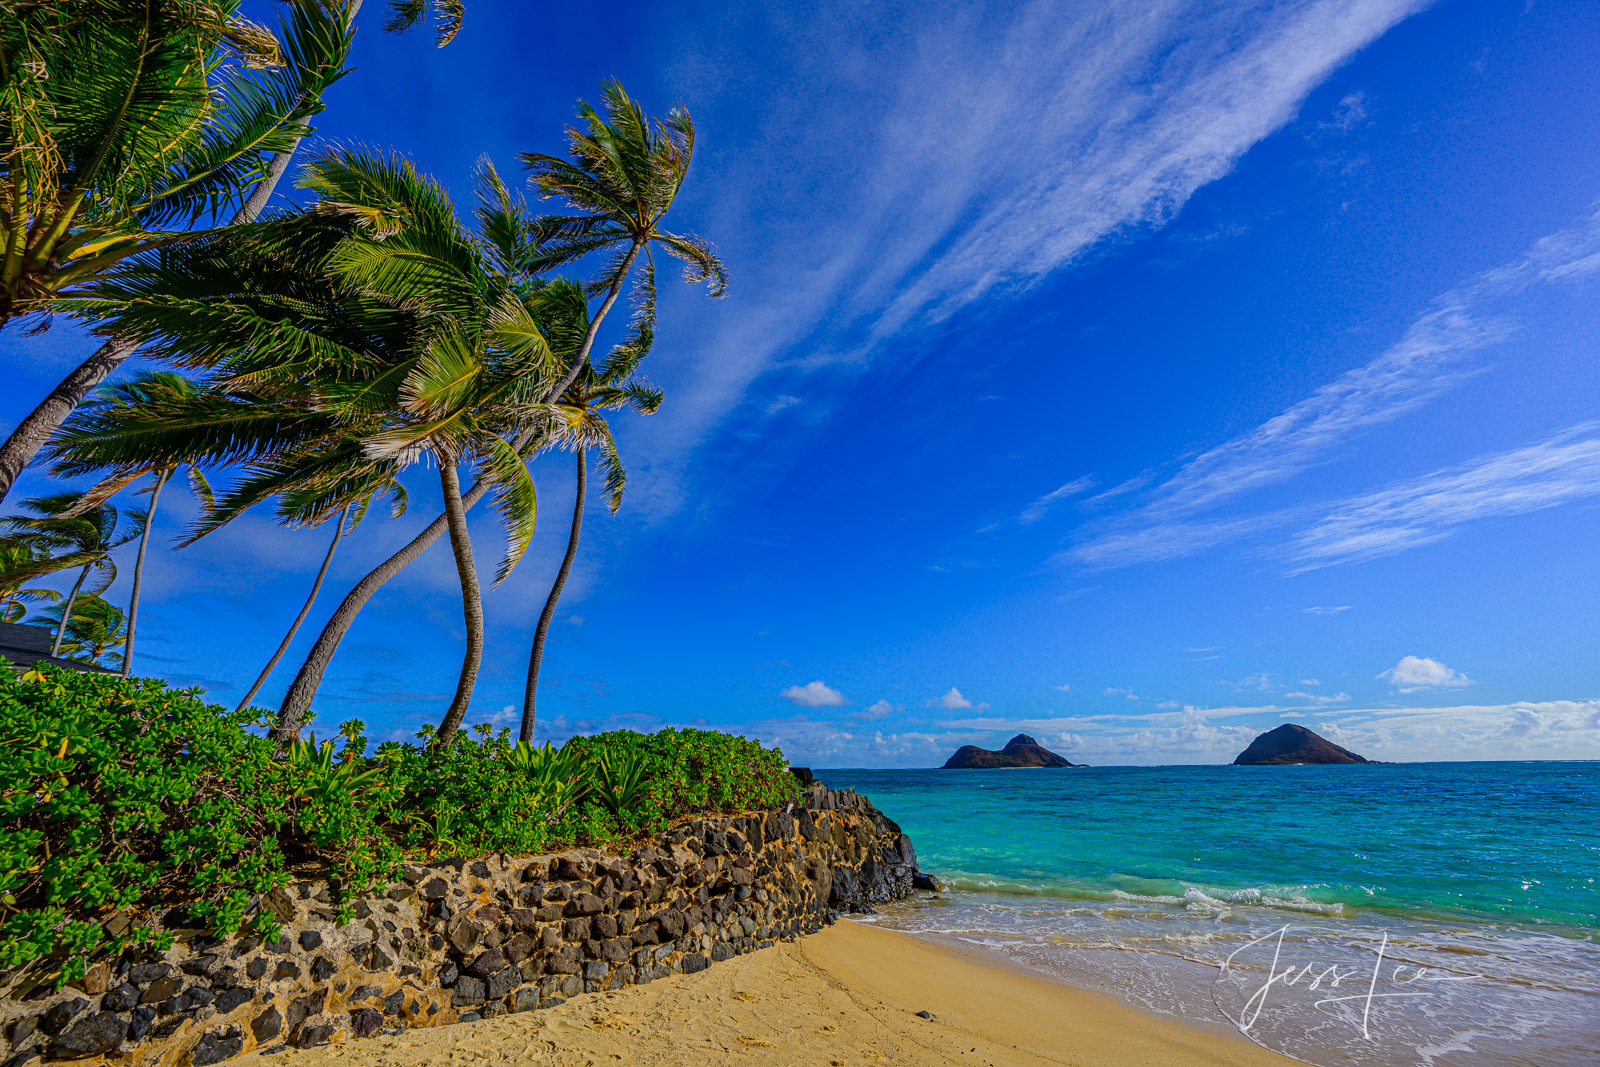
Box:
<box><xmin>5</xmin><ymin>0</ymin><xmax>1599</xmax><ymax>765</ymax></box>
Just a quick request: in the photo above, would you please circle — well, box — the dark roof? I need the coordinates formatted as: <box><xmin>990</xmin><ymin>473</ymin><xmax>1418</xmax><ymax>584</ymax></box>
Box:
<box><xmin>0</xmin><ymin>621</ymin><xmax>116</xmax><ymax>674</ymax></box>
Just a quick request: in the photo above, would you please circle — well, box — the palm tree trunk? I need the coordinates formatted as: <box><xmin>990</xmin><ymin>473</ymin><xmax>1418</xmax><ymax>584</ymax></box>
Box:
<box><xmin>235</xmin><ymin>505</ymin><xmax>348</xmax><ymax>713</ymax></box>
<box><xmin>269</xmin><ymin>240</ymin><xmax>641</xmax><ymax>738</ymax></box>
<box><xmin>520</xmin><ymin>448</ymin><xmax>585</xmax><ymax>743</ymax></box>
<box><xmin>435</xmin><ymin>462</ymin><xmax>484</xmax><ymax>746</ymax></box>
<box><xmin>121</xmin><ymin>468</ymin><xmax>169</xmax><ymax>679</ymax></box>
<box><xmin>541</xmin><ymin>243</ymin><xmax>640</xmax><ymax>406</ymax></box>
<box><xmin>52</xmin><ymin>561</ymin><xmax>92</xmax><ymax>657</ymax></box>
<box><xmin>272</xmin><ymin>431</ymin><xmax>535</xmax><ymax>743</ymax></box>
<box><xmin>0</xmin><ymin>337</ymin><xmax>138</xmax><ymax>505</ymax></box>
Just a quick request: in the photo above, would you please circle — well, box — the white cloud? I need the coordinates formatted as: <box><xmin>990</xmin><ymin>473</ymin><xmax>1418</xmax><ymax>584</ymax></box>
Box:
<box><xmin>1303</xmin><ymin>605</ymin><xmax>1350</xmax><ymax>615</ymax></box>
<box><xmin>1301</xmin><ymin>678</ymin><xmax>1321</xmax><ymax>686</ymax></box>
<box><xmin>1226</xmin><ymin>673</ymin><xmax>1277</xmax><ymax>692</ymax></box>
<box><xmin>928</xmin><ymin>687</ymin><xmax>975</xmax><ymax>710</ymax></box>
<box><xmin>1053</xmin><ymin>683</ymin><xmax>1071</xmax><ymax>693</ymax></box>
<box><xmin>1379</xmin><ymin>655</ymin><xmax>1472</xmax><ymax>693</ymax></box>
<box><xmin>1286</xmin><ymin>424</ymin><xmax>1600</xmax><ymax>571</ymax></box>
<box><xmin>765</xmin><ymin>395</ymin><xmax>802</xmax><ymax>415</ymax></box>
<box><xmin>629</xmin><ymin>0</ymin><xmax>1433</xmax><ymax>516</ymax></box>
<box><xmin>780</xmin><ymin>680</ymin><xmax>849</xmax><ymax>707</ymax></box>
<box><xmin>851</xmin><ymin>699</ymin><xmax>897</xmax><ymax>720</ymax></box>
<box><xmin>1283</xmin><ymin>690</ymin><xmax>1350</xmax><ymax>705</ymax></box>
<box><xmin>1103</xmin><ymin>687</ymin><xmax>1139</xmax><ymax>700</ymax></box>
<box><xmin>1065</xmin><ymin>210</ymin><xmax>1600</xmax><ymax>569</ymax></box>
<box><xmin>1020</xmin><ymin>477</ymin><xmax>1097</xmax><ymax>524</ymax></box>
<box><xmin>1319</xmin><ymin>90</ymin><xmax>1369</xmax><ymax>134</ymax></box>
<box><xmin>567</xmin><ymin>615</ymin><xmax>585</xmax><ymax>627</ymax></box>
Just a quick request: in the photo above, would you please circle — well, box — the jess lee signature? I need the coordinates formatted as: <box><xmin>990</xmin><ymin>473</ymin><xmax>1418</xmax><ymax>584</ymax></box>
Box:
<box><xmin>1220</xmin><ymin>925</ymin><xmax>1482</xmax><ymax>1038</ymax></box>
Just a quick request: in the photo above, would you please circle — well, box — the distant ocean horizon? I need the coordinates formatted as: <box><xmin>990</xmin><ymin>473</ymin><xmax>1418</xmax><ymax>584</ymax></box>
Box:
<box><xmin>817</xmin><ymin>762</ymin><xmax>1599</xmax><ymax>1067</ymax></box>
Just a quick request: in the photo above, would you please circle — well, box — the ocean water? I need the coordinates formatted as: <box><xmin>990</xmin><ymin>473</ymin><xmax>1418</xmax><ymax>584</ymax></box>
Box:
<box><xmin>817</xmin><ymin>763</ymin><xmax>1600</xmax><ymax>1067</ymax></box>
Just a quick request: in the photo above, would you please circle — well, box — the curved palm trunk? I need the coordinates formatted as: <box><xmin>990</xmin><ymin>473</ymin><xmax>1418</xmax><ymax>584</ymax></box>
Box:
<box><xmin>544</xmin><ymin>244</ymin><xmax>640</xmax><ymax>407</ymax></box>
<box><xmin>235</xmin><ymin>505</ymin><xmax>347</xmax><ymax>713</ymax></box>
<box><xmin>435</xmin><ymin>462</ymin><xmax>484</xmax><ymax>746</ymax></box>
<box><xmin>520</xmin><ymin>448</ymin><xmax>585</xmax><ymax>743</ymax></box>
<box><xmin>272</xmin><ymin>465</ymin><xmax>503</xmax><ymax>743</ymax></box>
<box><xmin>121</xmin><ymin>469</ymin><xmax>169</xmax><ymax>679</ymax></box>
<box><xmin>272</xmin><ymin>255</ymin><xmax>642</xmax><ymax>737</ymax></box>
<box><xmin>52</xmin><ymin>561</ymin><xmax>92</xmax><ymax>657</ymax></box>
<box><xmin>0</xmin><ymin>337</ymin><xmax>139</xmax><ymax>505</ymax></box>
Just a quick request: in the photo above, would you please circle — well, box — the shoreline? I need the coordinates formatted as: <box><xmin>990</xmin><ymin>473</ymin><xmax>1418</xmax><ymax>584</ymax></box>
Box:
<box><xmin>238</xmin><ymin>918</ymin><xmax>1299</xmax><ymax>1066</ymax></box>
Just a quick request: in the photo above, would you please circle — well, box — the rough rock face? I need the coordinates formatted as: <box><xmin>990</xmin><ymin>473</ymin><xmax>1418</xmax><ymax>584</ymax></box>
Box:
<box><xmin>0</xmin><ymin>783</ymin><xmax>920</xmax><ymax>1066</ymax></box>
<box><xmin>1232</xmin><ymin>724</ymin><xmax>1370</xmax><ymax>765</ymax></box>
<box><xmin>941</xmin><ymin>734</ymin><xmax>1075</xmax><ymax>769</ymax></box>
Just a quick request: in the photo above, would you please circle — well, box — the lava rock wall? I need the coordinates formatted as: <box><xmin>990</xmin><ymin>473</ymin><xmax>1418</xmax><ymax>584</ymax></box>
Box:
<box><xmin>0</xmin><ymin>783</ymin><xmax>919</xmax><ymax>1066</ymax></box>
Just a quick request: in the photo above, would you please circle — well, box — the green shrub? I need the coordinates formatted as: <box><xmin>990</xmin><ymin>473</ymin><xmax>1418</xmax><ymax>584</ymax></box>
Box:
<box><xmin>0</xmin><ymin>663</ymin><xmax>799</xmax><ymax>987</ymax></box>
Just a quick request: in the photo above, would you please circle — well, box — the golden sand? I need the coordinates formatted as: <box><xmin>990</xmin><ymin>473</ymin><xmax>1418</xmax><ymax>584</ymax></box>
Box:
<box><xmin>235</xmin><ymin>919</ymin><xmax>1296</xmax><ymax>1067</ymax></box>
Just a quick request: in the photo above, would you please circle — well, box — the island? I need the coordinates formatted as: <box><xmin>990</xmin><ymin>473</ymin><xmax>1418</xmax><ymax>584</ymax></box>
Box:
<box><xmin>941</xmin><ymin>733</ymin><xmax>1077</xmax><ymax>769</ymax></box>
<box><xmin>1232</xmin><ymin>723</ymin><xmax>1370</xmax><ymax>765</ymax></box>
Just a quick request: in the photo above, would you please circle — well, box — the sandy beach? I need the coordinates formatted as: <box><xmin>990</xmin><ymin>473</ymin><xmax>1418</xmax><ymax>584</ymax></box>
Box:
<box><xmin>236</xmin><ymin>920</ymin><xmax>1296</xmax><ymax>1067</ymax></box>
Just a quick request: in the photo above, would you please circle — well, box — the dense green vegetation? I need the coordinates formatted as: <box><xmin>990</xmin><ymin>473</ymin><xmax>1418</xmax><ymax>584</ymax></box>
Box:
<box><xmin>0</xmin><ymin>664</ymin><xmax>798</xmax><ymax>987</ymax></box>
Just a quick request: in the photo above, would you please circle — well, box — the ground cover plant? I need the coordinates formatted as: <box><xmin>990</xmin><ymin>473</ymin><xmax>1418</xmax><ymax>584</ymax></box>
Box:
<box><xmin>0</xmin><ymin>664</ymin><xmax>798</xmax><ymax>988</ymax></box>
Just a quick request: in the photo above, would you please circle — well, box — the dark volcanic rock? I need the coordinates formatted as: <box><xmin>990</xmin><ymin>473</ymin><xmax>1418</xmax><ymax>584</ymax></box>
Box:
<box><xmin>941</xmin><ymin>734</ymin><xmax>1075</xmax><ymax>769</ymax></box>
<box><xmin>1233</xmin><ymin>724</ymin><xmax>1369</xmax><ymax>765</ymax></box>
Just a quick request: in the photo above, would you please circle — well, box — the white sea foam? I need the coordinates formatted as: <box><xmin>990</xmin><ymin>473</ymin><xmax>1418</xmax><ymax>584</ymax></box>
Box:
<box><xmin>865</xmin><ymin>884</ymin><xmax>1600</xmax><ymax>1067</ymax></box>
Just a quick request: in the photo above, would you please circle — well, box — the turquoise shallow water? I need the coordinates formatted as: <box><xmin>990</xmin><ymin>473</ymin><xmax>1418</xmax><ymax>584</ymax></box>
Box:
<box><xmin>819</xmin><ymin>763</ymin><xmax>1600</xmax><ymax>1067</ymax></box>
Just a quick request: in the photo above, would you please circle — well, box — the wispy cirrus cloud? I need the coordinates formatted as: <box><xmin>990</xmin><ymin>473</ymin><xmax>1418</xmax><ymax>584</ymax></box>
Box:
<box><xmin>1286</xmin><ymin>425</ymin><xmax>1600</xmax><ymax>571</ymax></box>
<box><xmin>1064</xmin><ymin>209</ymin><xmax>1600</xmax><ymax>569</ymax></box>
<box><xmin>633</xmin><ymin>0</ymin><xmax>1434</xmax><ymax>513</ymax></box>
<box><xmin>1020</xmin><ymin>477</ymin><xmax>1096</xmax><ymax>524</ymax></box>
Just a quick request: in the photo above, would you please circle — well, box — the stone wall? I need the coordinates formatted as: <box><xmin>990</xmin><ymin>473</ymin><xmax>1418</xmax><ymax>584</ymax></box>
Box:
<box><xmin>0</xmin><ymin>781</ymin><xmax>920</xmax><ymax>1066</ymax></box>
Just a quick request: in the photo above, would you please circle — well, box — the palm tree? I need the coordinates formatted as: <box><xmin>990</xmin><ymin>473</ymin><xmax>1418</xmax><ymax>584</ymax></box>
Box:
<box><xmin>266</xmin><ymin>82</ymin><xmax>727</xmax><ymax>735</ymax></box>
<box><xmin>301</xmin><ymin>150</ymin><xmax>561</xmax><ymax>743</ymax></box>
<box><xmin>1</xmin><ymin>492</ymin><xmax>134</xmax><ymax>655</ymax></box>
<box><xmin>50</xmin><ymin>372</ymin><xmax>214</xmax><ymax>678</ymax></box>
<box><xmin>0</xmin><ymin>536</ymin><xmax>59</xmax><ymax>623</ymax></box>
<box><xmin>55</xmin><ymin>153</ymin><xmax>551</xmax><ymax>737</ymax></box>
<box><xmin>36</xmin><ymin>592</ymin><xmax>125</xmax><ymax>670</ymax></box>
<box><xmin>518</xmin><ymin>279</ymin><xmax>660</xmax><ymax>742</ymax></box>
<box><xmin>0</xmin><ymin>0</ymin><xmax>469</xmax><ymax>505</ymax></box>
<box><xmin>233</xmin><ymin>502</ymin><xmax>356</xmax><ymax>713</ymax></box>
<box><xmin>56</xmin><ymin>81</ymin><xmax>724</xmax><ymax>737</ymax></box>
<box><xmin>519</xmin><ymin>79</ymin><xmax>727</xmax><ymax>407</ymax></box>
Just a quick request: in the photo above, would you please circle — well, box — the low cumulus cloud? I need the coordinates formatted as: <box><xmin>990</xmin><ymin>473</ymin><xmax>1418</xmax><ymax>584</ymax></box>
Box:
<box><xmin>780</xmin><ymin>680</ymin><xmax>848</xmax><ymax>707</ymax></box>
<box><xmin>928</xmin><ymin>687</ymin><xmax>976</xmax><ymax>710</ymax></box>
<box><xmin>851</xmin><ymin>699</ymin><xmax>897</xmax><ymax>720</ymax></box>
<box><xmin>1379</xmin><ymin>655</ymin><xmax>1472</xmax><ymax>693</ymax></box>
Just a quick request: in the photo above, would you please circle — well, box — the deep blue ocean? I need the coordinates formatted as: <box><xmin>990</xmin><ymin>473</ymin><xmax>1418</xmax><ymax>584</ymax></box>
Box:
<box><xmin>818</xmin><ymin>763</ymin><xmax>1600</xmax><ymax>1067</ymax></box>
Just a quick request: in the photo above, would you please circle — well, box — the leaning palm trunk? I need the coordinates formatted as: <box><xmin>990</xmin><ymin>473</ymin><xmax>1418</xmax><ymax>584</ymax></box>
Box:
<box><xmin>434</xmin><ymin>463</ymin><xmax>484</xmax><ymax>745</ymax></box>
<box><xmin>520</xmin><ymin>448</ymin><xmax>585</xmax><ymax>743</ymax></box>
<box><xmin>272</xmin><ymin>284</ymin><xmax>634</xmax><ymax>738</ymax></box>
<box><xmin>121</xmin><ymin>470</ymin><xmax>170</xmax><ymax>679</ymax></box>
<box><xmin>52</xmin><ymin>562</ymin><xmax>93</xmax><ymax>658</ymax></box>
<box><xmin>235</xmin><ymin>504</ymin><xmax>347</xmax><ymax>713</ymax></box>
<box><xmin>272</xmin><ymin>464</ymin><xmax>500</xmax><ymax>743</ymax></box>
<box><xmin>0</xmin><ymin>141</ymin><xmax>313</xmax><ymax>507</ymax></box>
